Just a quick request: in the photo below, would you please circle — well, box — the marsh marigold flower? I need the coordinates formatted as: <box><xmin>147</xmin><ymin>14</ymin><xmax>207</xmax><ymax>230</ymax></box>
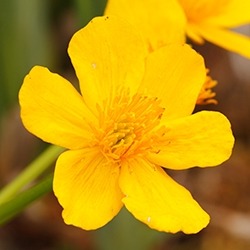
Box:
<box><xmin>19</xmin><ymin>16</ymin><xmax>234</xmax><ymax>234</ymax></box>
<box><xmin>178</xmin><ymin>0</ymin><xmax>250</xmax><ymax>58</ymax></box>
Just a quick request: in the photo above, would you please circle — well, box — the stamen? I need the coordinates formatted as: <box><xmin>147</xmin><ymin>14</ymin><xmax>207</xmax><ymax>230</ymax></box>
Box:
<box><xmin>197</xmin><ymin>70</ymin><xmax>218</xmax><ymax>105</ymax></box>
<box><xmin>96</xmin><ymin>90</ymin><xmax>164</xmax><ymax>162</ymax></box>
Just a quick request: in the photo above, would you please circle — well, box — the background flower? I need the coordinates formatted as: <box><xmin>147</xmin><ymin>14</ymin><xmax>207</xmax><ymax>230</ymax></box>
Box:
<box><xmin>178</xmin><ymin>0</ymin><xmax>250</xmax><ymax>58</ymax></box>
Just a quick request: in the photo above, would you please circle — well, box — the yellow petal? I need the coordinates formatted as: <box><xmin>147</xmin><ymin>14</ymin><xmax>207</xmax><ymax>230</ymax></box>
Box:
<box><xmin>68</xmin><ymin>16</ymin><xmax>147</xmax><ymax>112</ymax></box>
<box><xmin>53</xmin><ymin>148</ymin><xmax>123</xmax><ymax>230</ymax></box>
<box><xmin>147</xmin><ymin>111</ymin><xmax>234</xmax><ymax>170</ymax></box>
<box><xmin>178</xmin><ymin>0</ymin><xmax>250</xmax><ymax>27</ymax></box>
<box><xmin>205</xmin><ymin>0</ymin><xmax>250</xmax><ymax>27</ymax></box>
<box><xmin>186</xmin><ymin>23</ymin><xmax>206</xmax><ymax>44</ymax></box>
<box><xmin>120</xmin><ymin>158</ymin><xmax>209</xmax><ymax>234</ymax></box>
<box><xmin>139</xmin><ymin>44</ymin><xmax>206</xmax><ymax>121</ymax></box>
<box><xmin>195</xmin><ymin>24</ymin><xmax>250</xmax><ymax>58</ymax></box>
<box><xmin>19</xmin><ymin>66</ymin><xmax>96</xmax><ymax>149</ymax></box>
<box><xmin>105</xmin><ymin>0</ymin><xmax>186</xmax><ymax>50</ymax></box>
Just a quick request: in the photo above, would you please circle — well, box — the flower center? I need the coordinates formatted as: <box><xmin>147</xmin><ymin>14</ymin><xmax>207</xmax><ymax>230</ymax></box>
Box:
<box><xmin>96</xmin><ymin>91</ymin><xmax>165</xmax><ymax>162</ymax></box>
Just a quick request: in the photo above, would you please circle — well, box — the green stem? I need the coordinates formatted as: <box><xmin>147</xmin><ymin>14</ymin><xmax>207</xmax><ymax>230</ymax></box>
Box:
<box><xmin>0</xmin><ymin>174</ymin><xmax>53</xmax><ymax>225</ymax></box>
<box><xmin>0</xmin><ymin>145</ymin><xmax>64</xmax><ymax>204</ymax></box>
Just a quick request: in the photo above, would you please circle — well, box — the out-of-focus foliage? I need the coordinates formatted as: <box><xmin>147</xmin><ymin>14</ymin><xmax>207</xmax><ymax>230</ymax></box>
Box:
<box><xmin>0</xmin><ymin>0</ymin><xmax>52</xmax><ymax>117</ymax></box>
<box><xmin>94</xmin><ymin>208</ymin><xmax>165</xmax><ymax>250</ymax></box>
<box><xmin>0</xmin><ymin>0</ymin><xmax>107</xmax><ymax>118</ymax></box>
<box><xmin>74</xmin><ymin>0</ymin><xmax>107</xmax><ymax>27</ymax></box>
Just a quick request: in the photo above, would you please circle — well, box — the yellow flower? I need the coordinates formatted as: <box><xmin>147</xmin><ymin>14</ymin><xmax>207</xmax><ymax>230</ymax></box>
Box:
<box><xmin>178</xmin><ymin>0</ymin><xmax>250</xmax><ymax>58</ymax></box>
<box><xmin>19</xmin><ymin>16</ymin><xmax>234</xmax><ymax>234</ymax></box>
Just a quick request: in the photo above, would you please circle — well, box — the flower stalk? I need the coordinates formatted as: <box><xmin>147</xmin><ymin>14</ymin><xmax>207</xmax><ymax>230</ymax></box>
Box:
<box><xmin>0</xmin><ymin>174</ymin><xmax>54</xmax><ymax>225</ymax></box>
<box><xmin>0</xmin><ymin>145</ymin><xmax>64</xmax><ymax>205</ymax></box>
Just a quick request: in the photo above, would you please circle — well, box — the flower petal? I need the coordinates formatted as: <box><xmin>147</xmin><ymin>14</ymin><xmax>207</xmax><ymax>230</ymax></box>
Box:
<box><xmin>120</xmin><ymin>158</ymin><xmax>209</xmax><ymax>234</ymax></box>
<box><xmin>196</xmin><ymin>25</ymin><xmax>250</xmax><ymax>58</ymax></box>
<box><xmin>53</xmin><ymin>148</ymin><xmax>123</xmax><ymax>230</ymax></box>
<box><xmin>19</xmin><ymin>66</ymin><xmax>96</xmax><ymax>149</ymax></box>
<box><xmin>147</xmin><ymin>111</ymin><xmax>234</xmax><ymax>170</ymax></box>
<box><xmin>186</xmin><ymin>23</ymin><xmax>205</xmax><ymax>44</ymax></box>
<box><xmin>205</xmin><ymin>0</ymin><xmax>250</xmax><ymax>27</ymax></box>
<box><xmin>139</xmin><ymin>44</ymin><xmax>206</xmax><ymax>120</ymax></box>
<box><xmin>68</xmin><ymin>16</ymin><xmax>148</xmax><ymax>112</ymax></box>
<box><xmin>105</xmin><ymin>0</ymin><xmax>186</xmax><ymax>50</ymax></box>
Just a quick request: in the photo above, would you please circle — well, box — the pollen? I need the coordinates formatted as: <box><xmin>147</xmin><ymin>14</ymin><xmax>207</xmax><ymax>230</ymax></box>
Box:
<box><xmin>96</xmin><ymin>90</ymin><xmax>165</xmax><ymax>162</ymax></box>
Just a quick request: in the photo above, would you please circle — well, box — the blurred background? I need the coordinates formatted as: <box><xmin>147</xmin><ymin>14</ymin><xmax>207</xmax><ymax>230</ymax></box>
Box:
<box><xmin>0</xmin><ymin>0</ymin><xmax>250</xmax><ymax>249</ymax></box>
